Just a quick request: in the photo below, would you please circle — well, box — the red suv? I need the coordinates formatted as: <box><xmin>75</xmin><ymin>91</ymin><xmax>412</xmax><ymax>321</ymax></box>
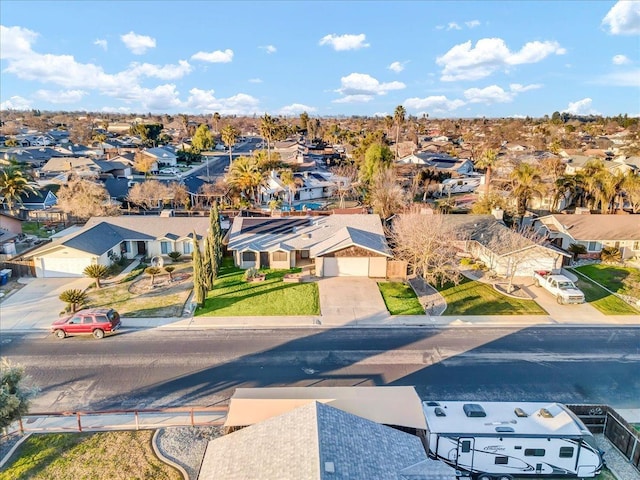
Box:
<box><xmin>52</xmin><ymin>308</ymin><xmax>121</xmax><ymax>339</ymax></box>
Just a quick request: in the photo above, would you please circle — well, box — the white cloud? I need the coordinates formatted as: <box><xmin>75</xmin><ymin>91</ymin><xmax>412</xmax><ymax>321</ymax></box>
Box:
<box><xmin>447</xmin><ymin>22</ymin><xmax>462</xmax><ymax>30</ymax></box>
<box><xmin>333</xmin><ymin>73</ymin><xmax>405</xmax><ymax>103</ymax></box>
<box><xmin>319</xmin><ymin>33</ymin><xmax>370</xmax><ymax>51</ymax></box>
<box><xmin>404</xmin><ymin>95</ymin><xmax>465</xmax><ymax>112</ymax></box>
<box><xmin>260</xmin><ymin>45</ymin><xmax>277</xmax><ymax>54</ymax></box>
<box><xmin>33</xmin><ymin>89</ymin><xmax>87</xmax><ymax>104</ymax></box>
<box><xmin>602</xmin><ymin>1</ymin><xmax>640</xmax><ymax>35</ymax></box>
<box><xmin>183</xmin><ymin>88</ymin><xmax>260</xmax><ymax>115</ymax></box>
<box><xmin>333</xmin><ymin>94</ymin><xmax>375</xmax><ymax>104</ymax></box>
<box><xmin>596</xmin><ymin>69</ymin><xmax>640</xmax><ymax>87</ymax></box>
<box><xmin>464</xmin><ymin>85</ymin><xmax>514</xmax><ymax>103</ymax></box>
<box><xmin>191</xmin><ymin>49</ymin><xmax>234</xmax><ymax>63</ymax></box>
<box><xmin>388</xmin><ymin>61</ymin><xmax>406</xmax><ymax>73</ymax></box>
<box><xmin>562</xmin><ymin>98</ymin><xmax>599</xmax><ymax>115</ymax></box>
<box><xmin>100</xmin><ymin>106</ymin><xmax>132</xmax><ymax>113</ymax></box>
<box><xmin>0</xmin><ymin>95</ymin><xmax>31</xmax><ymax>110</ymax></box>
<box><xmin>279</xmin><ymin>103</ymin><xmax>317</xmax><ymax>115</ymax></box>
<box><xmin>94</xmin><ymin>39</ymin><xmax>108</xmax><ymax>51</ymax></box>
<box><xmin>127</xmin><ymin>60</ymin><xmax>192</xmax><ymax>80</ymax></box>
<box><xmin>248</xmin><ymin>78</ymin><xmax>263</xmax><ymax>83</ymax></box>
<box><xmin>0</xmin><ymin>25</ymin><xmax>38</xmax><ymax>60</ymax></box>
<box><xmin>436</xmin><ymin>37</ymin><xmax>566</xmax><ymax>81</ymax></box>
<box><xmin>464</xmin><ymin>83</ymin><xmax>542</xmax><ymax>104</ymax></box>
<box><xmin>120</xmin><ymin>31</ymin><xmax>156</xmax><ymax>55</ymax></box>
<box><xmin>465</xmin><ymin>20</ymin><xmax>481</xmax><ymax>28</ymax></box>
<box><xmin>612</xmin><ymin>54</ymin><xmax>631</xmax><ymax>64</ymax></box>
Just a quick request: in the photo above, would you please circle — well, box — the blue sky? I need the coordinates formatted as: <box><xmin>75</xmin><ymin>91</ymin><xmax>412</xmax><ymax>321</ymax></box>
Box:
<box><xmin>1</xmin><ymin>1</ymin><xmax>639</xmax><ymax>118</ymax></box>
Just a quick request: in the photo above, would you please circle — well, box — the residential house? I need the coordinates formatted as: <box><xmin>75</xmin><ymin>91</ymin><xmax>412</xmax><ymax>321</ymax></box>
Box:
<box><xmin>140</xmin><ymin>146</ymin><xmax>178</xmax><ymax>168</ymax></box>
<box><xmin>17</xmin><ymin>187</ymin><xmax>58</xmax><ymax>211</ymax></box>
<box><xmin>25</xmin><ymin>216</ymin><xmax>210</xmax><ymax>277</ymax></box>
<box><xmin>0</xmin><ymin>212</ymin><xmax>24</xmax><ymax>255</ymax></box>
<box><xmin>258</xmin><ymin>170</ymin><xmax>338</xmax><ymax>206</ymax></box>
<box><xmin>533</xmin><ymin>214</ymin><xmax>640</xmax><ymax>260</ymax></box>
<box><xmin>3</xmin><ymin>147</ymin><xmax>64</xmax><ymax>168</ymax></box>
<box><xmin>273</xmin><ymin>139</ymin><xmax>306</xmax><ymax>163</ymax></box>
<box><xmin>398</xmin><ymin>152</ymin><xmax>474</xmax><ymax>176</ymax></box>
<box><xmin>227</xmin><ymin>214</ymin><xmax>391</xmax><ymax>277</ymax></box>
<box><xmin>94</xmin><ymin>160</ymin><xmax>132</xmax><ymax>179</ymax></box>
<box><xmin>442</xmin><ymin>214</ymin><xmax>569</xmax><ymax>276</ymax></box>
<box><xmin>198</xmin><ymin>401</ymin><xmax>451</xmax><ymax>480</ymax></box>
<box><xmin>41</xmin><ymin>156</ymin><xmax>102</xmax><ymax>177</ymax></box>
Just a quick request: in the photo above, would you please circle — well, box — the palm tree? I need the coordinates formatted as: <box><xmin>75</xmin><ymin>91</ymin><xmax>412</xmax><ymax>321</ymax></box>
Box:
<box><xmin>83</xmin><ymin>264</ymin><xmax>109</xmax><ymax>289</ymax></box>
<box><xmin>475</xmin><ymin>148</ymin><xmax>498</xmax><ymax>195</ymax></box>
<box><xmin>384</xmin><ymin>115</ymin><xmax>394</xmax><ymax>140</ymax></box>
<box><xmin>221</xmin><ymin>124</ymin><xmax>240</xmax><ymax>165</ymax></box>
<box><xmin>212</xmin><ymin>112</ymin><xmax>221</xmax><ymax>133</ymax></box>
<box><xmin>595</xmin><ymin>171</ymin><xmax>625</xmax><ymax>214</ymax></box>
<box><xmin>59</xmin><ymin>289</ymin><xmax>88</xmax><ymax>313</ymax></box>
<box><xmin>622</xmin><ymin>172</ymin><xmax>640</xmax><ymax>213</ymax></box>
<box><xmin>259</xmin><ymin>114</ymin><xmax>276</xmax><ymax>161</ymax></box>
<box><xmin>227</xmin><ymin>156</ymin><xmax>264</xmax><ymax>205</ymax></box>
<box><xmin>393</xmin><ymin>105</ymin><xmax>406</xmax><ymax>159</ymax></box>
<box><xmin>0</xmin><ymin>163</ymin><xmax>38</xmax><ymax>212</ymax></box>
<box><xmin>552</xmin><ymin>174</ymin><xmax>580</xmax><ymax>212</ymax></box>
<box><xmin>279</xmin><ymin>169</ymin><xmax>303</xmax><ymax>208</ymax></box>
<box><xmin>510</xmin><ymin>163</ymin><xmax>544</xmax><ymax>215</ymax></box>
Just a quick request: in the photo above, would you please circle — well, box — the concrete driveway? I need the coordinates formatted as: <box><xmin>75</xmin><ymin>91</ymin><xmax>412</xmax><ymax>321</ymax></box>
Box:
<box><xmin>317</xmin><ymin>277</ymin><xmax>389</xmax><ymax>325</ymax></box>
<box><xmin>0</xmin><ymin>278</ymin><xmax>94</xmax><ymax>331</ymax></box>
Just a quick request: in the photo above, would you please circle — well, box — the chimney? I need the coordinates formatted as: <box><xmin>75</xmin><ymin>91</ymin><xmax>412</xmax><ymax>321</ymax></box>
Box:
<box><xmin>574</xmin><ymin>207</ymin><xmax>590</xmax><ymax>215</ymax></box>
<box><xmin>491</xmin><ymin>207</ymin><xmax>504</xmax><ymax>221</ymax></box>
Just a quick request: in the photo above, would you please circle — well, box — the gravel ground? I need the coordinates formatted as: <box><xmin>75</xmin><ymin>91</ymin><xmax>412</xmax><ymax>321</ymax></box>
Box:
<box><xmin>155</xmin><ymin>426</ymin><xmax>223</xmax><ymax>480</ymax></box>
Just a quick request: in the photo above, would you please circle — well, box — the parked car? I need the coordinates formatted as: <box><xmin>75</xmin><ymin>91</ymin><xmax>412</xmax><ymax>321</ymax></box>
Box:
<box><xmin>52</xmin><ymin>308</ymin><xmax>121</xmax><ymax>339</ymax></box>
<box><xmin>159</xmin><ymin>167</ymin><xmax>180</xmax><ymax>176</ymax></box>
<box><xmin>533</xmin><ymin>270</ymin><xmax>585</xmax><ymax>304</ymax></box>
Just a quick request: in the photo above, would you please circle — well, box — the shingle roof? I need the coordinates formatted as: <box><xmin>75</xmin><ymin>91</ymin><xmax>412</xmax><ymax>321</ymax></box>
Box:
<box><xmin>538</xmin><ymin>214</ymin><xmax>640</xmax><ymax>241</ymax></box>
<box><xmin>198</xmin><ymin>401</ymin><xmax>430</xmax><ymax>480</ymax></box>
<box><xmin>63</xmin><ymin>222</ymin><xmax>153</xmax><ymax>255</ymax></box>
<box><xmin>228</xmin><ymin>214</ymin><xmax>390</xmax><ymax>257</ymax></box>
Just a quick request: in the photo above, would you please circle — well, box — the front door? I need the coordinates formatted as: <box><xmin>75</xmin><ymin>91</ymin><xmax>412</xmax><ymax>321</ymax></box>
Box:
<box><xmin>260</xmin><ymin>252</ymin><xmax>270</xmax><ymax>268</ymax></box>
<box><xmin>457</xmin><ymin>438</ymin><xmax>474</xmax><ymax>473</ymax></box>
<box><xmin>137</xmin><ymin>241</ymin><xmax>146</xmax><ymax>256</ymax></box>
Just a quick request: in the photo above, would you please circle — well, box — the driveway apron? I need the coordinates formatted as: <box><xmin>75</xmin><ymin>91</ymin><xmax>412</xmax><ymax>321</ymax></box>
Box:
<box><xmin>0</xmin><ymin>278</ymin><xmax>94</xmax><ymax>330</ymax></box>
<box><xmin>317</xmin><ymin>277</ymin><xmax>388</xmax><ymax>325</ymax></box>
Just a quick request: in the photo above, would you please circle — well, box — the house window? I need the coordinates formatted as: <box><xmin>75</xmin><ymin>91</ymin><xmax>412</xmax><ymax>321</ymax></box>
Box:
<box><xmin>495</xmin><ymin>457</ymin><xmax>509</xmax><ymax>465</ymax></box>
<box><xmin>300</xmin><ymin>250</ymin><xmax>310</xmax><ymax>259</ymax></box>
<box><xmin>634</xmin><ymin>241</ymin><xmax>640</xmax><ymax>251</ymax></box>
<box><xmin>272</xmin><ymin>251</ymin><xmax>287</xmax><ymax>262</ymax></box>
<box><xmin>242</xmin><ymin>251</ymin><xmax>256</xmax><ymax>262</ymax></box>
<box><xmin>524</xmin><ymin>449</ymin><xmax>545</xmax><ymax>457</ymax></box>
<box><xmin>559</xmin><ymin>447</ymin><xmax>574</xmax><ymax>458</ymax></box>
<box><xmin>183</xmin><ymin>242</ymin><xmax>193</xmax><ymax>254</ymax></box>
<box><xmin>161</xmin><ymin>241</ymin><xmax>170</xmax><ymax>254</ymax></box>
<box><xmin>121</xmin><ymin>241</ymin><xmax>129</xmax><ymax>254</ymax></box>
<box><xmin>587</xmin><ymin>241</ymin><xmax>600</xmax><ymax>252</ymax></box>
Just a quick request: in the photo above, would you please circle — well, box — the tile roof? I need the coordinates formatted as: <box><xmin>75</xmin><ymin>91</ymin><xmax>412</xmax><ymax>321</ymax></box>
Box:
<box><xmin>199</xmin><ymin>401</ymin><xmax>431</xmax><ymax>480</ymax></box>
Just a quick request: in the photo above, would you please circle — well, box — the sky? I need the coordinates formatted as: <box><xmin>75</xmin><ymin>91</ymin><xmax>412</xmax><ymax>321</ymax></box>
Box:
<box><xmin>1</xmin><ymin>1</ymin><xmax>639</xmax><ymax>118</ymax></box>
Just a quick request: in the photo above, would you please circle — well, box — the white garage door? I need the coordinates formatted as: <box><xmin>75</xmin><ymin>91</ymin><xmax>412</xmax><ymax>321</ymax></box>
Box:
<box><xmin>323</xmin><ymin>257</ymin><xmax>370</xmax><ymax>277</ymax></box>
<box><xmin>41</xmin><ymin>257</ymin><xmax>92</xmax><ymax>278</ymax></box>
<box><xmin>513</xmin><ymin>257</ymin><xmax>557</xmax><ymax>277</ymax></box>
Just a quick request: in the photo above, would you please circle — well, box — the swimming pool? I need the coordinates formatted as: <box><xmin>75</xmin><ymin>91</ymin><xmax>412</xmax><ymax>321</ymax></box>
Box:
<box><xmin>280</xmin><ymin>202</ymin><xmax>324</xmax><ymax>212</ymax></box>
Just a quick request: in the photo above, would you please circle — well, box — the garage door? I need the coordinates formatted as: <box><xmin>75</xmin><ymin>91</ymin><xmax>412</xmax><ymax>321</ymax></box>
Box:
<box><xmin>323</xmin><ymin>257</ymin><xmax>370</xmax><ymax>277</ymax></box>
<box><xmin>41</xmin><ymin>257</ymin><xmax>92</xmax><ymax>278</ymax></box>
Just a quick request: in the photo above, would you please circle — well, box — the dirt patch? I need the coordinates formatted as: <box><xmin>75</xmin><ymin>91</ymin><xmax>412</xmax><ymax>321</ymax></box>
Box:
<box><xmin>129</xmin><ymin>272</ymin><xmax>192</xmax><ymax>296</ymax></box>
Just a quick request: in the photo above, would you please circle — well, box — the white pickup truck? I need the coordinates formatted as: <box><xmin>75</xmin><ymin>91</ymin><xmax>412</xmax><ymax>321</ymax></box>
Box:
<box><xmin>533</xmin><ymin>270</ymin><xmax>585</xmax><ymax>304</ymax></box>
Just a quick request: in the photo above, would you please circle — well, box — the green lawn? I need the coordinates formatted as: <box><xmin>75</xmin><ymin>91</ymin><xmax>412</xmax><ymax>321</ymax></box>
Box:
<box><xmin>197</xmin><ymin>259</ymin><xmax>320</xmax><ymax>316</ymax></box>
<box><xmin>575</xmin><ymin>276</ymin><xmax>640</xmax><ymax>315</ymax></box>
<box><xmin>378</xmin><ymin>282</ymin><xmax>425</xmax><ymax>315</ymax></box>
<box><xmin>435</xmin><ymin>277</ymin><xmax>547</xmax><ymax>315</ymax></box>
<box><xmin>0</xmin><ymin>431</ymin><xmax>181</xmax><ymax>480</ymax></box>
<box><xmin>574</xmin><ymin>264</ymin><xmax>640</xmax><ymax>298</ymax></box>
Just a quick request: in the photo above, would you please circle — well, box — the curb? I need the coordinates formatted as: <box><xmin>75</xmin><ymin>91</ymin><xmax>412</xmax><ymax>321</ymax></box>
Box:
<box><xmin>152</xmin><ymin>429</ymin><xmax>190</xmax><ymax>480</ymax></box>
<box><xmin>0</xmin><ymin>433</ymin><xmax>31</xmax><ymax>470</ymax></box>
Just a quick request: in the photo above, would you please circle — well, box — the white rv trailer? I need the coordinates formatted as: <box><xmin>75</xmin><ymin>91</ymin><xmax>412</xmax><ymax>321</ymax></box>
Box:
<box><xmin>423</xmin><ymin>401</ymin><xmax>603</xmax><ymax>480</ymax></box>
<box><xmin>437</xmin><ymin>177</ymin><xmax>481</xmax><ymax>196</ymax></box>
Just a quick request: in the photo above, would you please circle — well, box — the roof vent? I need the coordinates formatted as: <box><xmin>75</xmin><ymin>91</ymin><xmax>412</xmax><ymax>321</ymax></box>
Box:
<box><xmin>435</xmin><ymin>407</ymin><xmax>446</xmax><ymax>417</ymax></box>
<box><xmin>496</xmin><ymin>426</ymin><xmax>515</xmax><ymax>433</ymax></box>
<box><xmin>301</xmin><ymin>233</ymin><xmax>311</xmax><ymax>239</ymax></box>
<box><xmin>426</xmin><ymin>401</ymin><xmax>440</xmax><ymax>407</ymax></box>
<box><xmin>514</xmin><ymin>408</ymin><xmax>528</xmax><ymax>418</ymax></box>
<box><xmin>463</xmin><ymin>403</ymin><xmax>486</xmax><ymax>418</ymax></box>
<box><xmin>324</xmin><ymin>462</ymin><xmax>335</xmax><ymax>474</ymax></box>
<box><xmin>539</xmin><ymin>408</ymin><xmax>554</xmax><ymax>418</ymax></box>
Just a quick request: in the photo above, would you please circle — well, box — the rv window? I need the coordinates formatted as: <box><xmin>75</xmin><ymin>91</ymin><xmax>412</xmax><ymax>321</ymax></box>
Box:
<box><xmin>559</xmin><ymin>447</ymin><xmax>574</xmax><ymax>458</ymax></box>
<box><xmin>461</xmin><ymin>441</ymin><xmax>471</xmax><ymax>453</ymax></box>
<box><xmin>426</xmin><ymin>401</ymin><xmax>440</xmax><ymax>407</ymax></box>
<box><xmin>525</xmin><ymin>449</ymin><xmax>545</xmax><ymax>457</ymax></box>
<box><xmin>434</xmin><ymin>407</ymin><xmax>446</xmax><ymax>417</ymax></box>
<box><xmin>495</xmin><ymin>456</ymin><xmax>508</xmax><ymax>465</ymax></box>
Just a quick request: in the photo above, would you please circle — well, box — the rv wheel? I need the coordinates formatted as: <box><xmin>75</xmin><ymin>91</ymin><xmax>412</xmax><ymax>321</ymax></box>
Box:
<box><xmin>497</xmin><ymin>476</ymin><xmax>513</xmax><ymax>480</ymax></box>
<box><xmin>477</xmin><ymin>475</ymin><xmax>492</xmax><ymax>480</ymax></box>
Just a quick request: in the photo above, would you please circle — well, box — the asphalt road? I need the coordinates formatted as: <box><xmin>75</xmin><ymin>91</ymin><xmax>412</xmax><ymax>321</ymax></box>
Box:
<box><xmin>2</xmin><ymin>326</ymin><xmax>638</xmax><ymax>412</ymax></box>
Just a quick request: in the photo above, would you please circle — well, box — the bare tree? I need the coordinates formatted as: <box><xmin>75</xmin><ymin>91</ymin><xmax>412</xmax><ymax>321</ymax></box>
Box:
<box><xmin>126</xmin><ymin>180</ymin><xmax>172</xmax><ymax>210</ymax></box>
<box><xmin>330</xmin><ymin>164</ymin><xmax>359</xmax><ymax>208</ymax></box>
<box><xmin>56</xmin><ymin>177</ymin><xmax>120</xmax><ymax>220</ymax></box>
<box><xmin>390</xmin><ymin>213</ymin><xmax>466</xmax><ymax>287</ymax></box>
<box><xmin>370</xmin><ymin>168</ymin><xmax>406</xmax><ymax>219</ymax></box>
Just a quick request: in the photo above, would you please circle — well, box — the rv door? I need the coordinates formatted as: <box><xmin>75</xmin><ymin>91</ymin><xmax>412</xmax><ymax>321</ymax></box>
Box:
<box><xmin>457</xmin><ymin>437</ymin><xmax>474</xmax><ymax>472</ymax></box>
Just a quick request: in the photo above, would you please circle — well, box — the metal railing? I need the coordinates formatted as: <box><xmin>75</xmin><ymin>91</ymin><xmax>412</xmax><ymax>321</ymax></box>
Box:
<box><xmin>2</xmin><ymin>406</ymin><xmax>228</xmax><ymax>438</ymax></box>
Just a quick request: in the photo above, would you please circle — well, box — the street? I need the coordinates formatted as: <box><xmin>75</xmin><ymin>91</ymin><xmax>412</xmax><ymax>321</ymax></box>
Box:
<box><xmin>2</xmin><ymin>326</ymin><xmax>638</xmax><ymax>412</ymax></box>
